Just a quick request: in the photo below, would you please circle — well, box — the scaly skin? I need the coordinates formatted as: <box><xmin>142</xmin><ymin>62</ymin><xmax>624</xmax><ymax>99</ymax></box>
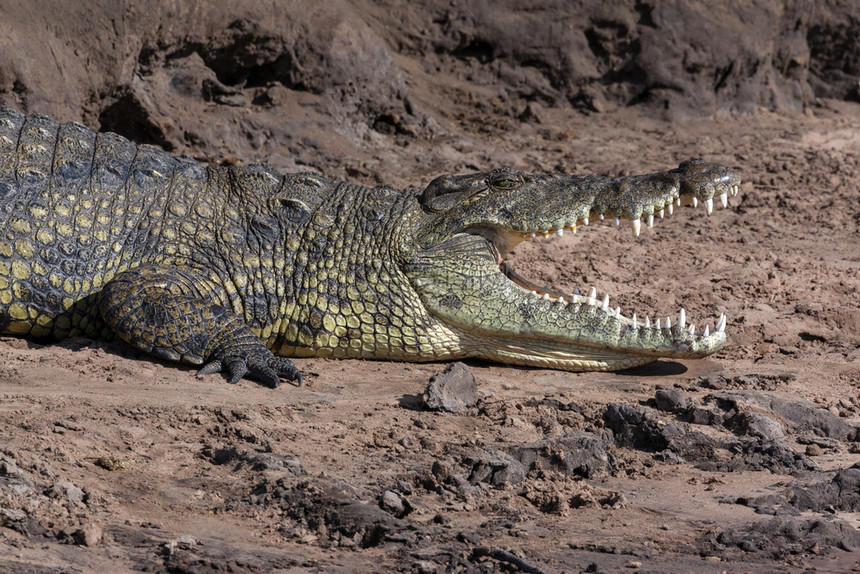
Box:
<box><xmin>0</xmin><ymin>109</ymin><xmax>741</xmax><ymax>386</ymax></box>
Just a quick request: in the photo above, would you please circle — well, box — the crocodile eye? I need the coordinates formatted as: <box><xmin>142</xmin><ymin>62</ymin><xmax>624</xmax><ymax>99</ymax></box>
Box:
<box><xmin>489</xmin><ymin>173</ymin><xmax>522</xmax><ymax>190</ymax></box>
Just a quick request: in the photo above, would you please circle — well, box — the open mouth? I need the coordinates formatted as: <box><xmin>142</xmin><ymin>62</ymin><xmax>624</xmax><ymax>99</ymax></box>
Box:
<box><xmin>485</xmin><ymin>181</ymin><xmax>741</xmax><ymax>339</ymax></box>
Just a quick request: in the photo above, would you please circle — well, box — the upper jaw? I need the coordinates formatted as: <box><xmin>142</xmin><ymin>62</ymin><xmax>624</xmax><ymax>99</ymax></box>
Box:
<box><xmin>485</xmin><ymin>161</ymin><xmax>741</xmax><ymax>242</ymax></box>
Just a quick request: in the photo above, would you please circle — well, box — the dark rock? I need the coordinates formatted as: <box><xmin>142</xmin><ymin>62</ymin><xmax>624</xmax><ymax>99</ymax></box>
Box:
<box><xmin>462</xmin><ymin>449</ymin><xmax>526</xmax><ymax>487</ymax></box>
<box><xmin>431</xmin><ymin>460</ymin><xmax>453</xmax><ymax>484</ymax></box>
<box><xmin>604</xmin><ymin>401</ymin><xmax>820</xmax><ymax>473</ymax></box>
<box><xmin>264</xmin><ymin>476</ymin><xmax>407</xmax><ymax>548</ymax></box>
<box><xmin>379</xmin><ymin>489</ymin><xmax>412</xmax><ymax>518</ymax></box>
<box><xmin>728</xmin><ymin>492</ymin><xmax>798</xmax><ymax>516</ymax></box>
<box><xmin>709</xmin><ymin>392</ymin><xmax>856</xmax><ymax>441</ymax></box>
<box><xmin>654</xmin><ymin>388</ymin><xmax>688</xmax><ymax>413</ymax></box>
<box><xmin>0</xmin><ymin>508</ymin><xmax>47</xmax><ymax>537</ymax></box>
<box><xmin>329</xmin><ymin>502</ymin><xmax>405</xmax><ymax>548</ymax></box>
<box><xmin>603</xmin><ymin>402</ymin><xmax>715</xmax><ymax>460</ymax></box>
<box><xmin>687</xmin><ymin>406</ymin><xmax>724</xmax><ymax>426</ymax></box>
<box><xmin>733</xmin><ymin>375</ymin><xmax>761</xmax><ymax>388</ymax></box>
<box><xmin>244</xmin><ymin>452</ymin><xmax>302</xmax><ymax>475</ymax></box>
<box><xmin>201</xmin><ymin>444</ymin><xmax>243</xmax><ymax>465</ymax></box>
<box><xmin>46</xmin><ymin>481</ymin><xmax>86</xmax><ymax>505</ymax></box>
<box><xmin>508</xmin><ymin>432</ymin><xmax>614</xmax><ymax>478</ymax></box>
<box><xmin>713</xmin><ymin>438</ymin><xmax>818</xmax><ymax>473</ymax></box>
<box><xmin>698</xmin><ymin>376</ymin><xmax>727</xmax><ymax>390</ymax></box>
<box><xmin>604</xmin><ymin>402</ymin><xmax>664</xmax><ymax>449</ymax></box>
<box><xmin>653</xmin><ymin>450</ymin><xmax>685</xmax><ymax>464</ymax></box>
<box><xmin>73</xmin><ymin>523</ymin><xmax>103</xmax><ymax>547</ymax></box>
<box><xmin>423</xmin><ymin>362</ymin><xmax>478</xmax><ymax>413</ymax></box>
<box><xmin>716</xmin><ymin>516</ymin><xmax>860</xmax><ymax>556</ymax></box>
<box><xmin>805</xmin><ymin>444</ymin><xmax>823</xmax><ymax>457</ymax></box>
<box><xmin>0</xmin><ymin>455</ymin><xmax>28</xmax><ymax>481</ymax></box>
<box><xmin>765</xmin><ymin>395</ymin><xmax>856</xmax><ymax>441</ymax></box>
<box><xmin>396</xmin><ymin>480</ymin><xmax>413</xmax><ymax>495</ymax></box>
<box><xmin>736</xmin><ymin>412</ymin><xmax>786</xmax><ymax>441</ymax></box>
<box><xmin>450</xmin><ymin>474</ymin><xmax>485</xmax><ymax>497</ymax></box>
<box><xmin>790</xmin><ymin>466</ymin><xmax>860</xmax><ymax>513</ymax></box>
<box><xmin>0</xmin><ymin>455</ymin><xmax>34</xmax><ymax>491</ymax></box>
<box><xmin>797</xmin><ymin>435</ymin><xmax>841</xmax><ymax>450</ymax></box>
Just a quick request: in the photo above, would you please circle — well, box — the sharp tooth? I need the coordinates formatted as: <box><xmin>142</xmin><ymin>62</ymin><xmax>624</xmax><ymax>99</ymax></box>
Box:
<box><xmin>689</xmin><ymin>324</ymin><xmax>695</xmax><ymax>335</ymax></box>
<box><xmin>676</xmin><ymin>197</ymin><xmax>681</xmax><ymax>207</ymax></box>
<box><xmin>717</xmin><ymin>314</ymin><xmax>726</xmax><ymax>332</ymax></box>
<box><xmin>656</xmin><ymin>318</ymin><xmax>661</xmax><ymax>329</ymax></box>
<box><xmin>668</xmin><ymin>203</ymin><xmax>674</xmax><ymax>215</ymax></box>
<box><xmin>599</xmin><ymin>213</ymin><xmax>604</xmax><ymax>220</ymax></box>
<box><xmin>587</xmin><ymin>288</ymin><xmax>597</xmax><ymax>305</ymax></box>
<box><xmin>705</xmin><ymin>197</ymin><xmax>714</xmax><ymax>215</ymax></box>
<box><xmin>583</xmin><ymin>217</ymin><xmax>589</xmax><ymax>226</ymax></box>
<box><xmin>615</xmin><ymin>217</ymin><xmax>621</xmax><ymax>226</ymax></box>
<box><xmin>555</xmin><ymin>228</ymin><xmax>564</xmax><ymax>236</ymax></box>
<box><xmin>573</xmin><ymin>287</ymin><xmax>581</xmax><ymax>295</ymax></box>
<box><xmin>720</xmin><ymin>192</ymin><xmax>728</xmax><ymax>208</ymax></box>
<box><xmin>631</xmin><ymin>218</ymin><xmax>641</xmax><ymax>236</ymax></box>
<box><xmin>632</xmin><ymin>313</ymin><xmax>637</xmax><ymax>328</ymax></box>
<box><xmin>665</xmin><ymin>316</ymin><xmax>671</xmax><ymax>328</ymax></box>
<box><xmin>678</xmin><ymin>308</ymin><xmax>686</xmax><ymax>329</ymax></box>
<box><xmin>602</xmin><ymin>294</ymin><xmax>609</xmax><ymax>310</ymax></box>
<box><xmin>615</xmin><ymin>306</ymin><xmax>620</xmax><ymax>317</ymax></box>
<box><xmin>558</xmin><ymin>296</ymin><xmax>566</xmax><ymax>304</ymax></box>
<box><xmin>704</xmin><ymin>325</ymin><xmax>710</xmax><ymax>337</ymax></box>
<box><xmin>692</xmin><ymin>197</ymin><xmax>698</xmax><ymax>208</ymax></box>
<box><xmin>542</xmin><ymin>230</ymin><xmax>550</xmax><ymax>237</ymax></box>
<box><xmin>529</xmin><ymin>232</ymin><xmax>536</xmax><ymax>238</ymax></box>
<box><xmin>572</xmin><ymin>227</ymin><xmax>577</xmax><ymax>234</ymax></box>
<box><xmin>732</xmin><ymin>185</ymin><xmax>739</xmax><ymax>196</ymax></box>
<box><xmin>543</xmin><ymin>293</ymin><xmax>551</xmax><ymax>300</ymax></box>
<box><xmin>645</xmin><ymin>316</ymin><xmax>651</xmax><ymax>328</ymax></box>
<box><xmin>647</xmin><ymin>214</ymin><xmax>654</xmax><ymax>228</ymax></box>
<box><xmin>659</xmin><ymin>208</ymin><xmax>664</xmax><ymax>219</ymax></box>
<box><xmin>530</xmin><ymin>291</ymin><xmax>537</xmax><ymax>295</ymax></box>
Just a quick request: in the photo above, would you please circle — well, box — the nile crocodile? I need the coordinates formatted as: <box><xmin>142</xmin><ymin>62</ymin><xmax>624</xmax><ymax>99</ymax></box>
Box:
<box><xmin>0</xmin><ymin>109</ymin><xmax>741</xmax><ymax>387</ymax></box>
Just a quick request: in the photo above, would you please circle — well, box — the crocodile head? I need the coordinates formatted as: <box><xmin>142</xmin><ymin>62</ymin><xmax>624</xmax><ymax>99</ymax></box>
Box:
<box><xmin>403</xmin><ymin>158</ymin><xmax>741</xmax><ymax>371</ymax></box>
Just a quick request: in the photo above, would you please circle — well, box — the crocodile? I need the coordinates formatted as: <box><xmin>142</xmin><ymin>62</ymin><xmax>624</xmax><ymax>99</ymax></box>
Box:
<box><xmin>0</xmin><ymin>109</ymin><xmax>741</xmax><ymax>387</ymax></box>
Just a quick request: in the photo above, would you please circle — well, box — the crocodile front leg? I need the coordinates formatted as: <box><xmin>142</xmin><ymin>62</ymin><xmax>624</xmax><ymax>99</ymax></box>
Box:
<box><xmin>98</xmin><ymin>265</ymin><xmax>301</xmax><ymax>388</ymax></box>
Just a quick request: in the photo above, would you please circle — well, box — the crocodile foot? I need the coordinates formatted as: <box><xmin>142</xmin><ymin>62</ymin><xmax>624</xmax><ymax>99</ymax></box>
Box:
<box><xmin>198</xmin><ymin>351</ymin><xmax>302</xmax><ymax>388</ymax></box>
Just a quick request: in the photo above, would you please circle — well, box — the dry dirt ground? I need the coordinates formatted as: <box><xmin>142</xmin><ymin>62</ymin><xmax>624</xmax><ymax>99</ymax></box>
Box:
<box><xmin>2</xmin><ymin>2</ymin><xmax>860</xmax><ymax>573</ymax></box>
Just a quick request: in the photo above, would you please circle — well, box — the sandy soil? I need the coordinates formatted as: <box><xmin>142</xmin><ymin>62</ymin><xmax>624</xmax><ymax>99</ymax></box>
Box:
<box><xmin>2</xmin><ymin>2</ymin><xmax>860</xmax><ymax>573</ymax></box>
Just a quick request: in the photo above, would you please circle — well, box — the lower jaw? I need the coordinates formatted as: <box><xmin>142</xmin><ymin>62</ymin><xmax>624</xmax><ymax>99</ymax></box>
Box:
<box><xmin>472</xmin><ymin>350</ymin><xmax>657</xmax><ymax>372</ymax></box>
<box><xmin>450</xmin><ymin>329</ymin><xmax>665</xmax><ymax>372</ymax></box>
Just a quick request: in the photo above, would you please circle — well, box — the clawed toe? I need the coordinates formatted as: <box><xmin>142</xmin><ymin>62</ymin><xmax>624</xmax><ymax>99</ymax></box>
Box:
<box><xmin>226</xmin><ymin>359</ymin><xmax>249</xmax><ymax>385</ymax></box>
<box><xmin>198</xmin><ymin>351</ymin><xmax>302</xmax><ymax>388</ymax></box>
